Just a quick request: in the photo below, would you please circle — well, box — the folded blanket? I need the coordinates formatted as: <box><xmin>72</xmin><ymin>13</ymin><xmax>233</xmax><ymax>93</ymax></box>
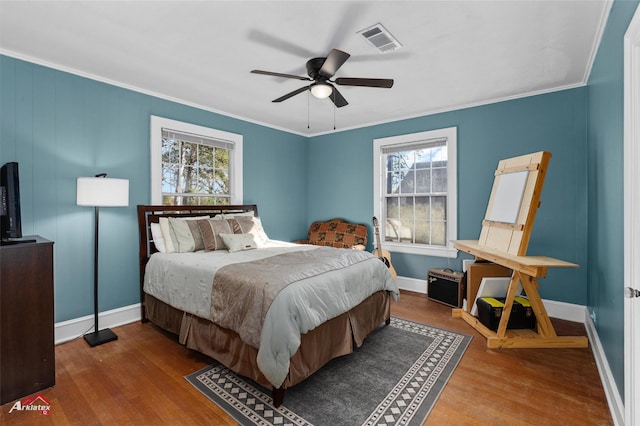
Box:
<box><xmin>209</xmin><ymin>246</ymin><xmax>398</xmax><ymax>388</ymax></box>
<box><xmin>211</xmin><ymin>247</ymin><xmax>381</xmax><ymax>349</ymax></box>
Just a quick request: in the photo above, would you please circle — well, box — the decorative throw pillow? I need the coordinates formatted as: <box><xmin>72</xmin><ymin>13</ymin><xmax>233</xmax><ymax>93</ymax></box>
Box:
<box><xmin>198</xmin><ymin>216</ymin><xmax>270</xmax><ymax>251</ymax></box>
<box><xmin>168</xmin><ymin>217</ymin><xmax>196</xmax><ymax>252</ymax></box>
<box><xmin>219</xmin><ymin>233</ymin><xmax>257</xmax><ymax>253</ymax></box>
<box><xmin>160</xmin><ymin>216</ymin><xmax>209</xmax><ymax>253</ymax></box>
<box><xmin>198</xmin><ymin>218</ymin><xmax>236</xmax><ymax>251</ymax></box>
<box><xmin>233</xmin><ymin>216</ymin><xmax>270</xmax><ymax>248</ymax></box>
<box><xmin>159</xmin><ymin>217</ymin><xmax>176</xmax><ymax>253</ymax></box>
<box><xmin>186</xmin><ymin>220</ymin><xmax>205</xmax><ymax>251</ymax></box>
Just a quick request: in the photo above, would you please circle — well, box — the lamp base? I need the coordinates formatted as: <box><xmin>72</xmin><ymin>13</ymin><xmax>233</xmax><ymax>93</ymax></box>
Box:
<box><xmin>84</xmin><ymin>328</ymin><xmax>118</xmax><ymax>347</ymax></box>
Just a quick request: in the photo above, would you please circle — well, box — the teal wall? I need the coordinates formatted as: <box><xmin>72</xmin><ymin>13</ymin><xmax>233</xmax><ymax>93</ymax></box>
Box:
<box><xmin>0</xmin><ymin>0</ymin><xmax>638</xmax><ymax>401</ymax></box>
<box><xmin>308</xmin><ymin>88</ymin><xmax>588</xmax><ymax>304</ymax></box>
<box><xmin>0</xmin><ymin>56</ymin><xmax>308</xmax><ymax>322</ymax></box>
<box><xmin>587</xmin><ymin>0</ymin><xmax>639</xmax><ymax>399</ymax></box>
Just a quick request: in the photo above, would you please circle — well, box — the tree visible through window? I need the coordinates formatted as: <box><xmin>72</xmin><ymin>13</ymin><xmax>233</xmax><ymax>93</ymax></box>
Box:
<box><xmin>161</xmin><ymin>130</ymin><xmax>230</xmax><ymax>206</ymax></box>
<box><xmin>385</xmin><ymin>143</ymin><xmax>447</xmax><ymax>245</ymax></box>
<box><xmin>150</xmin><ymin>116</ymin><xmax>243</xmax><ymax>206</ymax></box>
<box><xmin>373</xmin><ymin>127</ymin><xmax>457</xmax><ymax>258</ymax></box>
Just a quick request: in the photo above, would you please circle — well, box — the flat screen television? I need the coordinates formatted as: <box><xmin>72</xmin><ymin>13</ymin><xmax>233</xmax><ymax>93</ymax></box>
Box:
<box><xmin>1</xmin><ymin>162</ymin><xmax>23</xmax><ymax>240</ymax></box>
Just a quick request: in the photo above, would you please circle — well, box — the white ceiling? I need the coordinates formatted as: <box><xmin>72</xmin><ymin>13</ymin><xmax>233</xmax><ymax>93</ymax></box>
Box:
<box><xmin>0</xmin><ymin>1</ymin><xmax>611</xmax><ymax>136</ymax></box>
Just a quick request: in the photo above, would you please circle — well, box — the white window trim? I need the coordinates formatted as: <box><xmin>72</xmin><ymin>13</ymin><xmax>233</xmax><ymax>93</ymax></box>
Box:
<box><xmin>150</xmin><ymin>116</ymin><xmax>243</xmax><ymax>204</ymax></box>
<box><xmin>373</xmin><ymin>127</ymin><xmax>458</xmax><ymax>258</ymax></box>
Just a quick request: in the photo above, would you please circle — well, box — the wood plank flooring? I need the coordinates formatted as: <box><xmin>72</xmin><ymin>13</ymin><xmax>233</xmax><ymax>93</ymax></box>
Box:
<box><xmin>0</xmin><ymin>291</ymin><xmax>612</xmax><ymax>425</ymax></box>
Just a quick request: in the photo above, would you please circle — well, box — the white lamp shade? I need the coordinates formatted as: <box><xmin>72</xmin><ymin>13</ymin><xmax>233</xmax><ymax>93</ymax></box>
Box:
<box><xmin>77</xmin><ymin>177</ymin><xmax>129</xmax><ymax>207</ymax></box>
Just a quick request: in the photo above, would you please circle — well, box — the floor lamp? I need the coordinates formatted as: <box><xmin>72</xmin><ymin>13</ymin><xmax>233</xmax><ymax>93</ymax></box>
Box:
<box><xmin>77</xmin><ymin>174</ymin><xmax>129</xmax><ymax>347</ymax></box>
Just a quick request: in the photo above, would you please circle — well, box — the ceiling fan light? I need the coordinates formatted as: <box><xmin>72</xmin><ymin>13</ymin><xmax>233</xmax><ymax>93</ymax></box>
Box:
<box><xmin>310</xmin><ymin>83</ymin><xmax>333</xmax><ymax>99</ymax></box>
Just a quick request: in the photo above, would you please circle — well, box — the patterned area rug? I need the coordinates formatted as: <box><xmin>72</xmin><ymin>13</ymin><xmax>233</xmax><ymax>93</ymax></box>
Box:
<box><xmin>185</xmin><ymin>317</ymin><xmax>471</xmax><ymax>426</ymax></box>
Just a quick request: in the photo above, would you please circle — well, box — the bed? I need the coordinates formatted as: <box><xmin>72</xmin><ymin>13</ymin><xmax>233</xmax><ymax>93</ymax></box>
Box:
<box><xmin>137</xmin><ymin>204</ymin><xmax>399</xmax><ymax>407</ymax></box>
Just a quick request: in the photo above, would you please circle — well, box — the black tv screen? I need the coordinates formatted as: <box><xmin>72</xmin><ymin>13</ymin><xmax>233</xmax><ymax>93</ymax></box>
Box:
<box><xmin>1</xmin><ymin>162</ymin><xmax>23</xmax><ymax>239</ymax></box>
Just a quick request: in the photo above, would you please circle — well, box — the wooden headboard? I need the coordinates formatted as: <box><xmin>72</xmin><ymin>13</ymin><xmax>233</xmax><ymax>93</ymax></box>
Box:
<box><xmin>136</xmin><ymin>204</ymin><xmax>259</xmax><ymax>320</ymax></box>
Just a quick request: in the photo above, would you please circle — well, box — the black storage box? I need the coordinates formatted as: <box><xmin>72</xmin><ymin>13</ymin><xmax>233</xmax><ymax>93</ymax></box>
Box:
<box><xmin>476</xmin><ymin>296</ymin><xmax>536</xmax><ymax>330</ymax></box>
<box><xmin>427</xmin><ymin>268</ymin><xmax>466</xmax><ymax>308</ymax></box>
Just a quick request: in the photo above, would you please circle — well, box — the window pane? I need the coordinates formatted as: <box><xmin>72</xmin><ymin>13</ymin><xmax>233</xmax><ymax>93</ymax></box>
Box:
<box><xmin>195</xmin><ymin>169</ymin><xmax>212</xmax><ymax>194</ymax></box>
<box><xmin>415</xmin><ymin>196</ymin><xmax>429</xmax><ymax>220</ymax></box>
<box><xmin>215</xmin><ymin>147</ymin><xmax>229</xmax><ymax>169</ymax></box>
<box><xmin>386</xmin><ymin>197</ymin><xmax>399</xmax><ymax>219</ymax></box>
<box><xmin>181</xmin><ymin>165</ymin><xmax>197</xmax><ymax>194</ymax></box>
<box><xmin>432</xmin><ymin>167</ymin><xmax>447</xmax><ymax>193</ymax></box>
<box><xmin>163</xmin><ymin>139</ymin><xmax>179</xmax><ymax>163</ymax></box>
<box><xmin>385</xmin><ymin>170</ymin><xmax>398</xmax><ymax>195</ymax></box>
<box><xmin>414</xmin><ymin>220</ymin><xmax>429</xmax><ymax>244</ymax></box>
<box><xmin>379</xmin><ymin>134</ymin><xmax>452</xmax><ymax>249</ymax></box>
<box><xmin>398</xmin><ymin>197</ymin><xmax>414</xmax><ymax>221</ymax></box>
<box><xmin>199</xmin><ymin>144</ymin><xmax>214</xmax><ymax>166</ymax></box>
<box><xmin>415</xmin><ymin>167</ymin><xmax>430</xmax><ymax>193</ymax></box>
<box><xmin>162</xmin><ymin>164</ymin><xmax>178</xmax><ymax>193</ymax></box>
<box><xmin>214</xmin><ymin>169</ymin><xmax>229</xmax><ymax>194</ymax></box>
<box><xmin>432</xmin><ymin>196</ymin><xmax>446</xmax><ymax>221</ymax></box>
<box><xmin>431</xmin><ymin>221</ymin><xmax>446</xmax><ymax>245</ymax></box>
<box><xmin>161</xmin><ymin>136</ymin><xmax>231</xmax><ymax>203</ymax></box>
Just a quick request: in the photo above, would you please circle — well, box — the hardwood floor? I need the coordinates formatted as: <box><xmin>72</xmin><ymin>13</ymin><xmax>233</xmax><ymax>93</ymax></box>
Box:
<box><xmin>0</xmin><ymin>291</ymin><xmax>612</xmax><ymax>425</ymax></box>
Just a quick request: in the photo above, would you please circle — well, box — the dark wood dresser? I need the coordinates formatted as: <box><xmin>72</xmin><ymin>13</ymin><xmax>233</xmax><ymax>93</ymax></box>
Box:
<box><xmin>0</xmin><ymin>236</ymin><xmax>55</xmax><ymax>404</ymax></box>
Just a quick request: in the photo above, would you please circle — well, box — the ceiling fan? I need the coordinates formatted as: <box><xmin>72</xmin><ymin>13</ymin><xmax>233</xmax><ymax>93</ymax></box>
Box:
<box><xmin>251</xmin><ymin>49</ymin><xmax>394</xmax><ymax>108</ymax></box>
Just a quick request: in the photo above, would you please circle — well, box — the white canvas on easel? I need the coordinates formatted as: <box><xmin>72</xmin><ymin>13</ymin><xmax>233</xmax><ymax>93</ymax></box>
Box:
<box><xmin>488</xmin><ymin>170</ymin><xmax>528</xmax><ymax>224</ymax></box>
<box><xmin>470</xmin><ymin>277</ymin><xmax>523</xmax><ymax>316</ymax></box>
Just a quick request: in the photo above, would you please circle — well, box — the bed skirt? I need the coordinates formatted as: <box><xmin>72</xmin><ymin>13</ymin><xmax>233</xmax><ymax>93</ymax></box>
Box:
<box><xmin>145</xmin><ymin>291</ymin><xmax>391</xmax><ymax>390</ymax></box>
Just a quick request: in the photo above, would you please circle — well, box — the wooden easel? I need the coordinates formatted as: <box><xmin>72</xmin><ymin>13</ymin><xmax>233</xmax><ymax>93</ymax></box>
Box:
<box><xmin>452</xmin><ymin>151</ymin><xmax>588</xmax><ymax>348</ymax></box>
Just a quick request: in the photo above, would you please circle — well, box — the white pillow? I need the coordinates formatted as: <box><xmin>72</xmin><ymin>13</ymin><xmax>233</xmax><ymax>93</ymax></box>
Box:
<box><xmin>232</xmin><ymin>216</ymin><xmax>270</xmax><ymax>248</ymax></box>
<box><xmin>219</xmin><ymin>233</ymin><xmax>257</xmax><ymax>253</ymax></box>
<box><xmin>150</xmin><ymin>223</ymin><xmax>166</xmax><ymax>253</ymax></box>
<box><xmin>160</xmin><ymin>216</ymin><xmax>210</xmax><ymax>253</ymax></box>
<box><xmin>169</xmin><ymin>217</ymin><xmax>196</xmax><ymax>252</ymax></box>
<box><xmin>248</xmin><ymin>217</ymin><xmax>270</xmax><ymax>248</ymax></box>
<box><xmin>158</xmin><ymin>217</ymin><xmax>176</xmax><ymax>253</ymax></box>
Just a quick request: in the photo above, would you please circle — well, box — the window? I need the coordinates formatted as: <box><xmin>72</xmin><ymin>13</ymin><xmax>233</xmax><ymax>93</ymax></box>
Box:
<box><xmin>150</xmin><ymin>116</ymin><xmax>243</xmax><ymax>205</ymax></box>
<box><xmin>373</xmin><ymin>127</ymin><xmax>457</xmax><ymax>258</ymax></box>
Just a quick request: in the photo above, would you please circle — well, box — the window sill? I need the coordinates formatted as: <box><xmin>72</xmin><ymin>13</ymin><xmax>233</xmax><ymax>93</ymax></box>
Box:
<box><xmin>382</xmin><ymin>242</ymin><xmax>458</xmax><ymax>258</ymax></box>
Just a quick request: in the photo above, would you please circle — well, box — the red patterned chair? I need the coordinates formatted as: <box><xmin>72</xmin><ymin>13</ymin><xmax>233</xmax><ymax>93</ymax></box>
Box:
<box><xmin>295</xmin><ymin>218</ymin><xmax>368</xmax><ymax>250</ymax></box>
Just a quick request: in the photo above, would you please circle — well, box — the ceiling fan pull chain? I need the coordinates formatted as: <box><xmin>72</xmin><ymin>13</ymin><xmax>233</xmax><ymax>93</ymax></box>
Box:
<box><xmin>307</xmin><ymin>91</ymin><xmax>310</xmax><ymax>129</ymax></box>
<box><xmin>333</xmin><ymin>92</ymin><xmax>336</xmax><ymax>130</ymax></box>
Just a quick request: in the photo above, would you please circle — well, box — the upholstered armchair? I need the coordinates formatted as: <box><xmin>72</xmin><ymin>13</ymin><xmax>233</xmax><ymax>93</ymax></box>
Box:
<box><xmin>295</xmin><ymin>218</ymin><xmax>367</xmax><ymax>250</ymax></box>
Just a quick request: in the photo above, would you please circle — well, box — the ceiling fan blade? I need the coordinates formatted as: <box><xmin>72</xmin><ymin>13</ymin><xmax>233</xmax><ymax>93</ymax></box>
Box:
<box><xmin>251</xmin><ymin>70</ymin><xmax>311</xmax><ymax>81</ymax></box>
<box><xmin>329</xmin><ymin>87</ymin><xmax>349</xmax><ymax>108</ymax></box>
<box><xmin>272</xmin><ymin>86</ymin><xmax>310</xmax><ymax>103</ymax></box>
<box><xmin>335</xmin><ymin>77</ymin><xmax>394</xmax><ymax>88</ymax></box>
<box><xmin>319</xmin><ymin>49</ymin><xmax>351</xmax><ymax>78</ymax></box>
<box><xmin>248</xmin><ymin>30</ymin><xmax>316</xmax><ymax>59</ymax></box>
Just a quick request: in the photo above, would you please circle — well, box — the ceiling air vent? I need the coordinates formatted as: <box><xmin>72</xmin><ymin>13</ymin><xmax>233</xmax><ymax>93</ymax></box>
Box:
<box><xmin>358</xmin><ymin>23</ymin><xmax>402</xmax><ymax>53</ymax></box>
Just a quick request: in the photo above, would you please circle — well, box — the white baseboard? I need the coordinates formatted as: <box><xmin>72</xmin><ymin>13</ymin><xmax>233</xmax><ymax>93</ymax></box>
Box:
<box><xmin>54</xmin><ymin>303</ymin><xmax>142</xmax><ymax>345</ymax></box>
<box><xmin>542</xmin><ymin>298</ymin><xmax>588</xmax><ymax>323</ymax></box>
<box><xmin>397</xmin><ymin>275</ymin><xmax>586</xmax><ymax>323</ymax></box>
<box><xmin>584</xmin><ymin>313</ymin><xmax>625</xmax><ymax>426</ymax></box>
<box><xmin>395</xmin><ymin>276</ymin><xmax>427</xmax><ymax>294</ymax></box>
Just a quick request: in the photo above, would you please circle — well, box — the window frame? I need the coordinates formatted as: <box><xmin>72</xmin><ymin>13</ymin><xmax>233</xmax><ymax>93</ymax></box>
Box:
<box><xmin>150</xmin><ymin>116</ymin><xmax>243</xmax><ymax>205</ymax></box>
<box><xmin>373</xmin><ymin>127</ymin><xmax>458</xmax><ymax>258</ymax></box>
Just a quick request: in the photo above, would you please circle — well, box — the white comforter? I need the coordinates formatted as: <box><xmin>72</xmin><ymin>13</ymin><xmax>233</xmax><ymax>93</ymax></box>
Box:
<box><xmin>144</xmin><ymin>240</ymin><xmax>399</xmax><ymax>388</ymax></box>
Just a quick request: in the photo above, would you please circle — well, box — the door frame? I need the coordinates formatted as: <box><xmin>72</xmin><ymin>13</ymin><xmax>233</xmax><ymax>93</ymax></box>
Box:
<box><xmin>624</xmin><ymin>4</ymin><xmax>640</xmax><ymax>425</ymax></box>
